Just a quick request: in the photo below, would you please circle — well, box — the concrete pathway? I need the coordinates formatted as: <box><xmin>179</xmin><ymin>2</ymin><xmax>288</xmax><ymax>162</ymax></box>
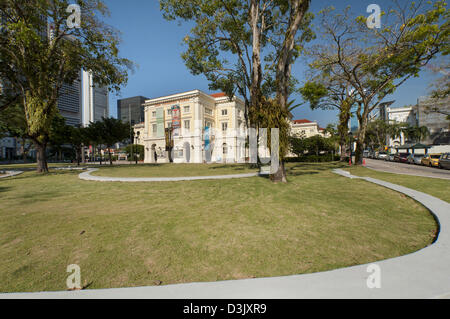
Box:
<box><xmin>1</xmin><ymin>169</ymin><xmax>449</xmax><ymax>299</ymax></box>
<box><xmin>0</xmin><ymin>171</ymin><xmax>23</xmax><ymax>179</ymax></box>
<box><xmin>79</xmin><ymin>168</ymin><xmax>261</xmax><ymax>182</ymax></box>
<box><xmin>365</xmin><ymin>158</ymin><xmax>450</xmax><ymax>180</ymax></box>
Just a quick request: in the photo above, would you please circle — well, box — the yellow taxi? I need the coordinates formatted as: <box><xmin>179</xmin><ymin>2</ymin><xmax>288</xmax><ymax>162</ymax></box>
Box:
<box><xmin>421</xmin><ymin>154</ymin><xmax>442</xmax><ymax>167</ymax></box>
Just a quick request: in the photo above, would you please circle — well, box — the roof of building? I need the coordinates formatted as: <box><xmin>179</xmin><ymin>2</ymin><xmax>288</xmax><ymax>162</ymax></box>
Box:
<box><xmin>210</xmin><ymin>92</ymin><xmax>227</xmax><ymax>98</ymax></box>
<box><xmin>292</xmin><ymin>119</ymin><xmax>314</xmax><ymax>124</ymax></box>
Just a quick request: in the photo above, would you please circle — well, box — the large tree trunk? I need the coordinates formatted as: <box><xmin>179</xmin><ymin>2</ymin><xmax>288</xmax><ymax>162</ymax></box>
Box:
<box><xmin>272</xmin><ymin>0</ymin><xmax>310</xmax><ymax>183</ymax></box>
<box><xmin>35</xmin><ymin>141</ymin><xmax>49</xmax><ymax>173</ymax></box>
<box><xmin>270</xmin><ymin>161</ymin><xmax>287</xmax><ymax>183</ymax></box>
<box><xmin>355</xmin><ymin>115</ymin><xmax>369</xmax><ymax>165</ymax></box>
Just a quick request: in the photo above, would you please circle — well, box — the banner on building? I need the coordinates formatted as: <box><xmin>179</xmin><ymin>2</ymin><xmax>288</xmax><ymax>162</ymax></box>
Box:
<box><xmin>171</xmin><ymin>105</ymin><xmax>181</xmax><ymax>137</ymax></box>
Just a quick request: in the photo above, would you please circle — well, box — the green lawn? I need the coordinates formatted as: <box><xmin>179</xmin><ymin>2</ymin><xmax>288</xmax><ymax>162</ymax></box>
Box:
<box><xmin>346</xmin><ymin>166</ymin><xmax>450</xmax><ymax>203</ymax></box>
<box><xmin>0</xmin><ymin>162</ymin><xmax>437</xmax><ymax>292</ymax></box>
<box><xmin>91</xmin><ymin>163</ymin><xmax>259</xmax><ymax>178</ymax></box>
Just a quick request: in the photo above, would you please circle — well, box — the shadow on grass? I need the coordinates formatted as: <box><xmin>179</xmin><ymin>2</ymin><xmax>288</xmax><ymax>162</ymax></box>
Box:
<box><xmin>0</xmin><ymin>186</ymin><xmax>11</xmax><ymax>193</ymax></box>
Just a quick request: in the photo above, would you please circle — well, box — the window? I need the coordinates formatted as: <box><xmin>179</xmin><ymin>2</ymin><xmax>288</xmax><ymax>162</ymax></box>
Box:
<box><xmin>222</xmin><ymin>122</ymin><xmax>228</xmax><ymax>132</ymax></box>
<box><xmin>152</xmin><ymin>111</ymin><xmax>156</xmax><ymax>117</ymax></box>
<box><xmin>205</xmin><ymin>121</ymin><xmax>212</xmax><ymax>129</ymax></box>
<box><xmin>184</xmin><ymin>106</ymin><xmax>190</xmax><ymax>113</ymax></box>
<box><xmin>184</xmin><ymin>120</ymin><xmax>190</xmax><ymax>130</ymax></box>
<box><xmin>205</xmin><ymin>108</ymin><xmax>213</xmax><ymax>116</ymax></box>
<box><xmin>167</xmin><ymin>109</ymin><xmax>172</xmax><ymax>116</ymax></box>
<box><xmin>222</xmin><ymin>109</ymin><xmax>228</xmax><ymax>116</ymax></box>
<box><xmin>152</xmin><ymin>124</ymin><xmax>157</xmax><ymax>134</ymax></box>
<box><xmin>223</xmin><ymin>143</ymin><xmax>228</xmax><ymax>154</ymax></box>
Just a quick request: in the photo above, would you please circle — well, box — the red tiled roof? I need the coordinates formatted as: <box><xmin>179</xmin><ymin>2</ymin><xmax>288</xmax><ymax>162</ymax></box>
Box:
<box><xmin>210</xmin><ymin>92</ymin><xmax>227</xmax><ymax>98</ymax></box>
<box><xmin>292</xmin><ymin>119</ymin><xmax>313</xmax><ymax>124</ymax></box>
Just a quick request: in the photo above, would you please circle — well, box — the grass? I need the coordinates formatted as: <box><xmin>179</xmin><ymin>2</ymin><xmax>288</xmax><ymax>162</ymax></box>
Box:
<box><xmin>0</xmin><ymin>162</ymin><xmax>437</xmax><ymax>293</ymax></box>
<box><xmin>346</xmin><ymin>166</ymin><xmax>450</xmax><ymax>203</ymax></box>
<box><xmin>91</xmin><ymin>163</ymin><xmax>259</xmax><ymax>178</ymax></box>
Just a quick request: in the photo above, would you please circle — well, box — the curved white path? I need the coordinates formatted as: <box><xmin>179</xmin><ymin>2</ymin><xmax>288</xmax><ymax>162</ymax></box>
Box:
<box><xmin>0</xmin><ymin>171</ymin><xmax>23</xmax><ymax>179</ymax></box>
<box><xmin>79</xmin><ymin>168</ymin><xmax>261</xmax><ymax>182</ymax></box>
<box><xmin>1</xmin><ymin>169</ymin><xmax>449</xmax><ymax>299</ymax></box>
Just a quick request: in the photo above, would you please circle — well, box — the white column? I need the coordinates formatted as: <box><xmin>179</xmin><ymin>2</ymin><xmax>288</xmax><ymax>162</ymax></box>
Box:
<box><xmin>193</xmin><ymin>97</ymin><xmax>203</xmax><ymax>163</ymax></box>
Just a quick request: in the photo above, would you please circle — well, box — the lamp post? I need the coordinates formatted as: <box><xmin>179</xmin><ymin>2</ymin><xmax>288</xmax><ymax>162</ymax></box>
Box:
<box><xmin>135</xmin><ymin>131</ymin><xmax>140</xmax><ymax>165</ymax></box>
<box><xmin>348</xmin><ymin>131</ymin><xmax>354</xmax><ymax>164</ymax></box>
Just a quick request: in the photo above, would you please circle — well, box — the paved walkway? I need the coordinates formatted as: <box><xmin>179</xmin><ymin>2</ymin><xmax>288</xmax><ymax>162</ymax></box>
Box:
<box><xmin>1</xmin><ymin>169</ymin><xmax>449</xmax><ymax>299</ymax></box>
<box><xmin>0</xmin><ymin>171</ymin><xmax>23</xmax><ymax>179</ymax></box>
<box><xmin>365</xmin><ymin>158</ymin><xmax>450</xmax><ymax>180</ymax></box>
<box><xmin>79</xmin><ymin>168</ymin><xmax>261</xmax><ymax>182</ymax></box>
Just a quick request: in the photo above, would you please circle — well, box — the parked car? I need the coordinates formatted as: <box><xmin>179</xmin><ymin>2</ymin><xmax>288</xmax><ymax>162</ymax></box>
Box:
<box><xmin>377</xmin><ymin>152</ymin><xmax>388</xmax><ymax>160</ymax></box>
<box><xmin>421</xmin><ymin>154</ymin><xmax>442</xmax><ymax>167</ymax></box>
<box><xmin>407</xmin><ymin>154</ymin><xmax>424</xmax><ymax>165</ymax></box>
<box><xmin>363</xmin><ymin>150</ymin><xmax>370</xmax><ymax>158</ymax></box>
<box><xmin>439</xmin><ymin>153</ymin><xmax>450</xmax><ymax>170</ymax></box>
<box><xmin>386</xmin><ymin>154</ymin><xmax>395</xmax><ymax>162</ymax></box>
<box><xmin>394</xmin><ymin>153</ymin><xmax>410</xmax><ymax>163</ymax></box>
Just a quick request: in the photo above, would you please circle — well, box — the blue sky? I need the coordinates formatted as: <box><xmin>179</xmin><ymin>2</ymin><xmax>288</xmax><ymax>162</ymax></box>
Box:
<box><xmin>103</xmin><ymin>0</ymin><xmax>440</xmax><ymax>128</ymax></box>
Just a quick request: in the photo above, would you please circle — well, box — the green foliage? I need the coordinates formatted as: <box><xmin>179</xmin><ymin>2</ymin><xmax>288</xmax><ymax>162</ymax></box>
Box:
<box><xmin>0</xmin><ymin>0</ymin><xmax>133</xmax><ymax>171</ymax></box>
<box><xmin>125</xmin><ymin>144</ymin><xmax>145</xmax><ymax>161</ymax></box>
<box><xmin>309</xmin><ymin>2</ymin><xmax>448</xmax><ymax>163</ymax></box>
<box><xmin>290</xmin><ymin>134</ymin><xmax>335</xmax><ymax>158</ymax></box>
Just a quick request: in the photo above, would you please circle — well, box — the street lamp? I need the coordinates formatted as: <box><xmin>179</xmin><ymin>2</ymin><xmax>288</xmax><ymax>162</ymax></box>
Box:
<box><xmin>135</xmin><ymin>131</ymin><xmax>140</xmax><ymax>165</ymax></box>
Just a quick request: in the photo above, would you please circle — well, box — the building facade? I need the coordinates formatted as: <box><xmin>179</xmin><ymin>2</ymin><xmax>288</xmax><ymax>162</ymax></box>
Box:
<box><xmin>0</xmin><ymin>136</ymin><xmax>16</xmax><ymax>160</ymax></box>
<box><xmin>290</xmin><ymin>119</ymin><xmax>327</xmax><ymax>138</ymax></box>
<box><xmin>386</xmin><ymin>105</ymin><xmax>418</xmax><ymax>147</ymax></box>
<box><xmin>417</xmin><ymin>96</ymin><xmax>450</xmax><ymax>146</ymax></box>
<box><xmin>57</xmin><ymin>70</ymin><xmax>109</xmax><ymax>127</ymax></box>
<box><xmin>138</xmin><ymin>90</ymin><xmax>246</xmax><ymax>163</ymax></box>
<box><xmin>117</xmin><ymin>96</ymin><xmax>149</xmax><ymax>126</ymax></box>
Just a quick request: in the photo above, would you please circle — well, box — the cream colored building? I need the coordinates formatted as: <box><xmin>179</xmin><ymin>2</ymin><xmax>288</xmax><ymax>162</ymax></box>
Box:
<box><xmin>290</xmin><ymin>119</ymin><xmax>327</xmax><ymax>138</ymax></box>
<box><xmin>137</xmin><ymin>90</ymin><xmax>247</xmax><ymax>163</ymax></box>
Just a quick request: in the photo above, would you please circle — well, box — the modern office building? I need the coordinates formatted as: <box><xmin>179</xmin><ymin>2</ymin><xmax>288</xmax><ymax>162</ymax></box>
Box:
<box><xmin>417</xmin><ymin>96</ymin><xmax>450</xmax><ymax>146</ymax></box>
<box><xmin>137</xmin><ymin>90</ymin><xmax>246</xmax><ymax>163</ymax></box>
<box><xmin>117</xmin><ymin>96</ymin><xmax>149</xmax><ymax>126</ymax></box>
<box><xmin>56</xmin><ymin>70</ymin><xmax>109</xmax><ymax>127</ymax></box>
<box><xmin>81</xmin><ymin>71</ymin><xmax>109</xmax><ymax>126</ymax></box>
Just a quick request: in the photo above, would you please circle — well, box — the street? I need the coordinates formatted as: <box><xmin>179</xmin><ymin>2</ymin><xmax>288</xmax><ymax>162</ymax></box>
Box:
<box><xmin>364</xmin><ymin>158</ymin><xmax>450</xmax><ymax>180</ymax></box>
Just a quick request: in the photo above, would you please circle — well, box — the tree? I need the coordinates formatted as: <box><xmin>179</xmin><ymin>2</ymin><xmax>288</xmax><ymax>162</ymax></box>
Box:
<box><xmin>401</xmin><ymin>124</ymin><xmax>430</xmax><ymax>143</ymax></box>
<box><xmin>0</xmin><ymin>101</ymin><xmax>33</xmax><ymax>161</ymax></box>
<box><xmin>290</xmin><ymin>134</ymin><xmax>334</xmax><ymax>160</ymax></box>
<box><xmin>125</xmin><ymin>144</ymin><xmax>144</xmax><ymax>161</ymax></box>
<box><xmin>95</xmin><ymin>117</ymin><xmax>130</xmax><ymax>166</ymax></box>
<box><xmin>0</xmin><ymin>0</ymin><xmax>132</xmax><ymax>172</ymax></box>
<box><xmin>299</xmin><ymin>79</ymin><xmax>357</xmax><ymax>161</ymax></box>
<box><xmin>160</xmin><ymin>0</ymin><xmax>313</xmax><ymax>183</ymax></box>
<box><xmin>48</xmin><ymin>114</ymin><xmax>72</xmax><ymax>161</ymax></box>
<box><xmin>308</xmin><ymin>2</ymin><xmax>448</xmax><ymax>165</ymax></box>
<box><xmin>67</xmin><ymin>125</ymin><xmax>89</xmax><ymax>166</ymax></box>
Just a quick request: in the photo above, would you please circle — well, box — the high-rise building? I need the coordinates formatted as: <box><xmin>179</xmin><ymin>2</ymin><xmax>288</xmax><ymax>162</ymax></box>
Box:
<box><xmin>417</xmin><ymin>96</ymin><xmax>450</xmax><ymax>145</ymax></box>
<box><xmin>57</xmin><ymin>72</ymin><xmax>82</xmax><ymax>126</ymax></box>
<box><xmin>56</xmin><ymin>70</ymin><xmax>109</xmax><ymax>127</ymax></box>
<box><xmin>117</xmin><ymin>96</ymin><xmax>148</xmax><ymax>126</ymax></box>
<box><xmin>81</xmin><ymin>70</ymin><xmax>109</xmax><ymax>126</ymax></box>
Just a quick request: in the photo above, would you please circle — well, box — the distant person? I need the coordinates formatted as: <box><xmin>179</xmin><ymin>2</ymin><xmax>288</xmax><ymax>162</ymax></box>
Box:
<box><xmin>154</xmin><ymin>151</ymin><xmax>158</xmax><ymax>163</ymax></box>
